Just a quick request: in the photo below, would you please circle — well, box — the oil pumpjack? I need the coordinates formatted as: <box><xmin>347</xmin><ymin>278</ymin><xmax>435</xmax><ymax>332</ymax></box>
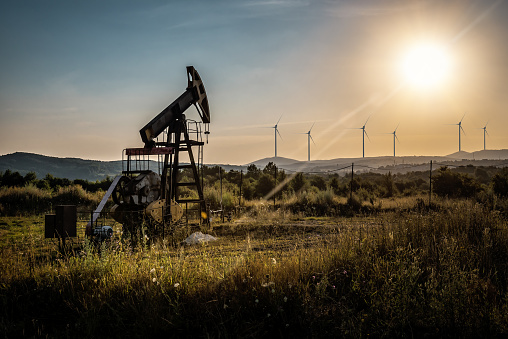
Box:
<box><xmin>87</xmin><ymin>66</ymin><xmax>210</xmax><ymax>242</ymax></box>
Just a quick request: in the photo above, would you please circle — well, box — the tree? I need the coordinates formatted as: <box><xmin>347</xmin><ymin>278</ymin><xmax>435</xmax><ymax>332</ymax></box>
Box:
<box><xmin>382</xmin><ymin>172</ymin><xmax>395</xmax><ymax>197</ymax></box>
<box><xmin>310</xmin><ymin>175</ymin><xmax>327</xmax><ymax>191</ymax></box>
<box><xmin>1</xmin><ymin>170</ymin><xmax>24</xmax><ymax>187</ymax></box>
<box><xmin>291</xmin><ymin>172</ymin><xmax>307</xmax><ymax>193</ymax></box>
<box><xmin>246</xmin><ymin>164</ymin><xmax>261</xmax><ymax>179</ymax></box>
<box><xmin>255</xmin><ymin>173</ymin><xmax>275</xmax><ymax>198</ymax></box>
<box><xmin>263</xmin><ymin>162</ymin><xmax>277</xmax><ymax>175</ymax></box>
<box><xmin>23</xmin><ymin>171</ymin><xmax>38</xmax><ymax>186</ymax></box>
<box><xmin>492</xmin><ymin>168</ymin><xmax>508</xmax><ymax>198</ymax></box>
<box><xmin>242</xmin><ymin>178</ymin><xmax>255</xmax><ymax>200</ymax></box>
<box><xmin>432</xmin><ymin>166</ymin><xmax>481</xmax><ymax>198</ymax></box>
<box><xmin>329</xmin><ymin>176</ymin><xmax>340</xmax><ymax>194</ymax></box>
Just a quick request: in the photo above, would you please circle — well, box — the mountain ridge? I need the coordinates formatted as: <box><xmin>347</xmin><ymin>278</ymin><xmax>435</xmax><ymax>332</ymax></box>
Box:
<box><xmin>1</xmin><ymin>150</ymin><xmax>508</xmax><ymax>181</ymax></box>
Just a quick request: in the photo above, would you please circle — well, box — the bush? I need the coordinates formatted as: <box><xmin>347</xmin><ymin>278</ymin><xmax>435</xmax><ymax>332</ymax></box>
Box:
<box><xmin>433</xmin><ymin>167</ymin><xmax>482</xmax><ymax>198</ymax></box>
<box><xmin>0</xmin><ymin>185</ymin><xmax>52</xmax><ymax>216</ymax></box>
<box><xmin>492</xmin><ymin>168</ymin><xmax>508</xmax><ymax>198</ymax></box>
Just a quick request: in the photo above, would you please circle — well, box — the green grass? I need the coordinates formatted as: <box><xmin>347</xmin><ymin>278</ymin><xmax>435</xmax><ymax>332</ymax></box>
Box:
<box><xmin>1</xmin><ymin>199</ymin><xmax>508</xmax><ymax>338</ymax></box>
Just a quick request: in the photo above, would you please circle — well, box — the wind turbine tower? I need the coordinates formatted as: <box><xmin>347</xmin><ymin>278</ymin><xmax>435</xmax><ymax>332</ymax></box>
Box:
<box><xmin>481</xmin><ymin>122</ymin><xmax>489</xmax><ymax>151</ymax></box>
<box><xmin>355</xmin><ymin>117</ymin><xmax>370</xmax><ymax>158</ymax></box>
<box><xmin>300</xmin><ymin>122</ymin><xmax>316</xmax><ymax>162</ymax></box>
<box><xmin>390</xmin><ymin>124</ymin><xmax>400</xmax><ymax>157</ymax></box>
<box><xmin>271</xmin><ymin>115</ymin><xmax>283</xmax><ymax>158</ymax></box>
<box><xmin>456</xmin><ymin>114</ymin><xmax>465</xmax><ymax>152</ymax></box>
<box><xmin>448</xmin><ymin>114</ymin><xmax>466</xmax><ymax>152</ymax></box>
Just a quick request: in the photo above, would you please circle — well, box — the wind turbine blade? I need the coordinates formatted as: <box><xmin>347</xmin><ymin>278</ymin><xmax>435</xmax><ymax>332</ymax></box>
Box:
<box><xmin>310</xmin><ymin>135</ymin><xmax>316</xmax><ymax>145</ymax></box>
<box><xmin>486</xmin><ymin>129</ymin><xmax>490</xmax><ymax>136</ymax></box>
<box><xmin>460</xmin><ymin>125</ymin><xmax>466</xmax><ymax>135</ymax></box>
<box><xmin>395</xmin><ymin>134</ymin><xmax>400</xmax><ymax>143</ymax></box>
<box><xmin>460</xmin><ymin>113</ymin><xmax>466</xmax><ymax>123</ymax></box>
<box><xmin>364</xmin><ymin>129</ymin><xmax>371</xmax><ymax>141</ymax></box>
<box><xmin>395</xmin><ymin>123</ymin><xmax>400</xmax><ymax>132</ymax></box>
<box><xmin>276</xmin><ymin>114</ymin><xmax>283</xmax><ymax>126</ymax></box>
<box><xmin>277</xmin><ymin>128</ymin><xmax>283</xmax><ymax>140</ymax></box>
<box><xmin>364</xmin><ymin>115</ymin><xmax>371</xmax><ymax>127</ymax></box>
<box><xmin>309</xmin><ymin>122</ymin><xmax>315</xmax><ymax>133</ymax></box>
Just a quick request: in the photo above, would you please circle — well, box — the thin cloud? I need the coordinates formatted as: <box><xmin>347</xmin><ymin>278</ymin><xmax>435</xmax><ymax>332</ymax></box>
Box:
<box><xmin>242</xmin><ymin>0</ymin><xmax>309</xmax><ymax>8</ymax></box>
<box><xmin>326</xmin><ymin>1</ymin><xmax>423</xmax><ymax>18</ymax></box>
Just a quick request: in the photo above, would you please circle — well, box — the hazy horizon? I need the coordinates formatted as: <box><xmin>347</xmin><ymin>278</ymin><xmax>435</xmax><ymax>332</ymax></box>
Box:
<box><xmin>2</xmin><ymin>1</ymin><xmax>508</xmax><ymax>165</ymax></box>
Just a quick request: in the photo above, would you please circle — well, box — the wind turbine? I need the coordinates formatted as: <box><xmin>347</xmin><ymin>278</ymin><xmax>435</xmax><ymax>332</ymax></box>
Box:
<box><xmin>480</xmin><ymin>122</ymin><xmax>489</xmax><ymax>151</ymax></box>
<box><xmin>271</xmin><ymin>115</ymin><xmax>283</xmax><ymax>158</ymax></box>
<box><xmin>352</xmin><ymin>117</ymin><xmax>370</xmax><ymax>158</ymax></box>
<box><xmin>299</xmin><ymin>122</ymin><xmax>316</xmax><ymax>162</ymax></box>
<box><xmin>387</xmin><ymin>124</ymin><xmax>400</xmax><ymax>157</ymax></box>
<box><xmin>447</xmin><ymin>113</ymin><xmax>466</xmax><ymax>152</ymax></box>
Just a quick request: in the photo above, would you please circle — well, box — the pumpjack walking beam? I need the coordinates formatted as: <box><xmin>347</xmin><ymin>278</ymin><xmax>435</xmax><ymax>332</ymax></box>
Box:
<box><xmin>140</xmin><ymin>66</ymin><xmax>210</xmax><ymax>147</ymax></box>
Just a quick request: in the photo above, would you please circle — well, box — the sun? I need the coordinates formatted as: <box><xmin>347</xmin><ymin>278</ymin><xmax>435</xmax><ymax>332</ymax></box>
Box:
<box><xmin>400</xmin><ymin>43</ymin><xmax>452</xmax><ymax>89</ymax></box>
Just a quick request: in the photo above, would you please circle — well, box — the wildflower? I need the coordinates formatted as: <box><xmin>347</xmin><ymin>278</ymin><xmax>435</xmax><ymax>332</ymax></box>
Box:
<box><xmin>271</xmin><ymin>258</ymin><xmax>277</xmax><ymax>265</ymax></box>
<box><xmin>343</xmin><ymin>270</ymin><xmax>347</xmax><ymax>275</ymax></box>
<box><xmin>267</xmin><ymin>313</ymin><xmax>271</xmax><ymax>317</ymax></box>
<box><xmin>312</xmin><ymin>275</ymin><xmax>316</xmax><ymax>280</ymax></box>
<box><xmin>174</xmin><ymin>283</ymin><xmax>180</xmax><ymax>288</ymax></box>
<box><xmin>283</xmin><ymin>296</ymin><xmax>288</xmax><ymax>302</ymax></box>
<box><xmin>332</xmin><ymin>285</ymin><xmax>336</xmax><ymax>289</ymax></box>
<box><xmin>152</xmin><ymin>277</ymin><xmax>157</xmax><ymax>283</ymax></box>
<box><xmin>255</xmin><ymin>299</ymin><xmax>259</xmax><ymax>303</ymax></box>
<box><xmin>271</xmin><ymin>289</ymin><xmax>275</xmax><ymax>293</ymax></box>
<box><xmin>150</xmin><ymin>268</ymin><xmax>156</xmax><ymax>274</ymax></box>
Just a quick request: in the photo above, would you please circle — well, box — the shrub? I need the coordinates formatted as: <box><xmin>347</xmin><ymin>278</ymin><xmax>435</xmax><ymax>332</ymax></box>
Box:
<box><xmin>492</xmin><ymin>168</ymin><xmax>508</xmax><ymax>198</ymax></box>
<box><xmin>52</xmin><ymin>185</ymin><xmax>99</xmax><ymax>208</ymax></box>
<box><xmin>0</xmin><ymin>185</ymin><xmax>52</xmax><ymax>216</ymax></box>
<box><xmin>433</xmin><ymin>166</ymin><xmax>482</xmax><ymax>198</ymax></box>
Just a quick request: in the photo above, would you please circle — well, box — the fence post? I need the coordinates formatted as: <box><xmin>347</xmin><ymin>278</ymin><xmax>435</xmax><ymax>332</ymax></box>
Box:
<box><xmin>273</xmin><ymin>165</ymin><xmax>277</xmax><ymax>208</ymax></box>
<box><xmin>239</xmin><ymin>170</ymin><xmax>243</xmax><ymax>207</ymax></box>
<box><xmin>429</xmin><ymin>160</ymin><xmax>433</xmax><ymax>206</ymax></box>
<box><xmin>350</xmin><ymin>163</ymin><xmax>354</xmax><ymax>201</ymax></box>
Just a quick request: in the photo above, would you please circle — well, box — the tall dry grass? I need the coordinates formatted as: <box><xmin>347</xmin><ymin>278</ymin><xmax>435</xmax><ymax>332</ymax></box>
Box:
<box><xmin>1</xmin><ymin>199</ymin><xmax>508</xmax><ymax>337</ymax></box>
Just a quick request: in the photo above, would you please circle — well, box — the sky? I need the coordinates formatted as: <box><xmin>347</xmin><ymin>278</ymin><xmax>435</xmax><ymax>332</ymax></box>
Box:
<box><xmin>1</xmin><ymin>0</ymin><xmax>508</xmax><ymax>165</ymax></box>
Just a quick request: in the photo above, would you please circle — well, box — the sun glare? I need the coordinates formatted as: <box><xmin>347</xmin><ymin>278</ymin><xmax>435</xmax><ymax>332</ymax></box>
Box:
<box><xmin>400</xmin><ymin>43</ymin><xmax>452</xmax><ymax>89</ymax></box>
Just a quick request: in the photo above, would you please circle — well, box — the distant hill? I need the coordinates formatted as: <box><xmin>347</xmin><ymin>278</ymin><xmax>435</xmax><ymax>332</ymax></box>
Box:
<box><xmin>1</xmin><ymin>150</ymin><xmax>508</xmax><ymax>181</ymax></box>
<box><xmin>0</xmin><ymin>152</ymin><xmax>123</xmax><ymax>181</ymax></box>
<box><xmin>0</xmin><ymin>152</ymin><xmax>247</xmax><ymax>181</ymax></box>
<box><xmin>247</xmin><ymin>150</ymin><xmax>508</xmax><ymax>174</ymax></box>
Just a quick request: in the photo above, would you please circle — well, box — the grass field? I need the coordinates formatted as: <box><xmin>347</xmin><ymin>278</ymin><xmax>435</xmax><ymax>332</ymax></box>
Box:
<box><xmin>1</xmin><ymin>198</ymin><xmax>508</xmax><ymax>338</ymax></box>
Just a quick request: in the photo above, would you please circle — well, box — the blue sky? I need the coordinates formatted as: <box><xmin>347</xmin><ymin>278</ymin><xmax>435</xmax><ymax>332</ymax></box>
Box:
<box><xmin>1</xmin><ymin>0</ymin><xmax>508</xmax><ymax>164</ymax></box>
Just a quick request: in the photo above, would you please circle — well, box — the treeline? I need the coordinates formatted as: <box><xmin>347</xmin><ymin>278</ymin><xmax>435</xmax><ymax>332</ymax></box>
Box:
<box><xmin>0</xmin><ymin>170</ymin><xmax>111</xmax><ymax>216</ymax></box>
<box><xmin>198</xmin><ymin>162</ymin><xmax>508</xmax><ymax>202</ymax></box>
<box><xmin>1</xmin><ymin>164</ymin><xmax>508</xmax><ymax>217</ymax></box>
<box><xmin>0</xmin><ymin>169</ymin><xmax>113</xmax><ymax>192</ymax></box>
